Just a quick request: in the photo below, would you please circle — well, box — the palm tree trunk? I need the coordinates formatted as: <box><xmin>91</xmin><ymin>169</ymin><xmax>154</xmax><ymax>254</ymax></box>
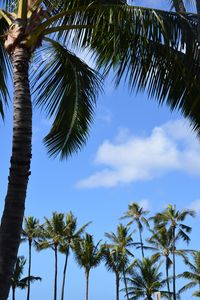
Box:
<box><xmin>0</xmin><ymin>46</ymin><xmax>32</xmax><ymax>300</ymax></box>
<box><xmin>54</xmin><ymin>246</ymin><xmax>58</xmax><ymax>300</ymax></box>
<box><xmin>123</xmin><ymin>269</ymin><xmax>129</xmax><ymax>300</ymax></box>
<box><xmin>165</xmin><ymin>256</ymin><xmax>171</xmax><ymax>300</ymax></box>
<box><xmin>27</xmin><ymin>240</ymin><xmax>32</xmax><ymax>300</ymax></box>
<box><xmin>12</xmin><ymin>287</ymin><xmax>15</xmax><ymax>300</ymax></box>
<box><xmin>116</xmin><ymin>272</ymin><xmax>119</xmax><ymax>300</ymax></box>
<box><xmin>61</xmin><ymin>247</ymin><xmax>69</xmax><ymax>300</ymax></box>
<box><xmin>85</xmin><ymin>270</ymin><xmax>89</xmax><ymax>300</ymax></box>
<box><xmin>139</xmin><ymin>228</ymin><xmax>144</xmax><ymax>258</ymax></box>
<box><xmin>172</xmin><ymin>227</ymin><xmax>176</xmax><ymax>300</ymax></box>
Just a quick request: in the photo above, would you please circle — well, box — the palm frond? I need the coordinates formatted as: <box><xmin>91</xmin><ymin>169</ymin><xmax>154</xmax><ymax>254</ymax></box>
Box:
<box><xmin>31</xmin><ymin>38</ymin><xmax>102</xmax><ymax>159</ymax></box>
<box><xmin>0</xmin><ymin>16</ymin><xmax>11</xmax><ymax>119</ymax></box>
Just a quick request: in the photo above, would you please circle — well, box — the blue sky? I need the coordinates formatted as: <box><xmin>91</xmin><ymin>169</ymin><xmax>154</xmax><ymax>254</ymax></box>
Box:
<box><xmin>0</xmin><ymin>1</ymin><xmax>200</xmax><ymax>300</ymax></box>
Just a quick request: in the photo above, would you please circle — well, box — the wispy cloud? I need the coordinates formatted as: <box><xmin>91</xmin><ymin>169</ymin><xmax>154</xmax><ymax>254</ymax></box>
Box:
<box><xmin>76</xmin><ymin>120</ymin><xmax>200</xmax><ymax>188</ymax></box>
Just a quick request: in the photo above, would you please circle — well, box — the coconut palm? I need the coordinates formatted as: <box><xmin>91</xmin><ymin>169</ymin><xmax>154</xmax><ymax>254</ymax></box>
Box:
<box><xmin>73</xmin><ymin>233</ymin><xmax>103</xmax><ymax>300</ymax></box>
<box><xmin>59</xmin><ymin>212</ymin><xmax>91</xmax><ymax>300</ymax></box>
<box><xmin>0</xmin><ymin>1</ymin><xmax>200</xmax><ymax>298</ymax></box>
<box><xmin>11</xmin><ymin>256</ymin><xmax>41</xmax><ymax>300</ymax></box>
<box><xmin>178</xmin><ymin>251</ymin><xmax>200</xmax><ymax>297</ymax></box>
<box><xmin>126</xmin><ymin>256</ymin><xmax>168</xmax><ymax>300</ymax></box>
<box><xmin>36</xmin><ymin>212</ymin><xmax>65</xmax><ymax>300</ymax></box>
<box><xmin>21</xmin><ymin>216</ymin><xmax>41</xmax><ymax>300</ymax></box>
<box><xmin>121</xmin><ymin>202</ymin><xmax>149</xmax><ymax>258</ymax></box>
<box><xmin>145</xmin><ymin>226</ymin><xmax>173</xmax><ymax>299</ymax></box>
<box><xmin>105</xmin><ymin>224</ymin><xmax>134</xmax><ymax>300</ymax></box>
<box><xmin>152</xmin><ymin>205</ymin><xmax>196</xmax><ymax>300</ymax></box>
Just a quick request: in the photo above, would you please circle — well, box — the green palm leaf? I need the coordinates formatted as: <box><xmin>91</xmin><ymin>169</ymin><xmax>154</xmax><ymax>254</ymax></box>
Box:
<box><xmin>0</xmin><ymin>16</ymin><xmax>11</xmax><ymax>119</ymax></box>
<box><xmin>31</xmin><ymin>39</ymin><xmax>102</xmax><ymax>158</ymax></box>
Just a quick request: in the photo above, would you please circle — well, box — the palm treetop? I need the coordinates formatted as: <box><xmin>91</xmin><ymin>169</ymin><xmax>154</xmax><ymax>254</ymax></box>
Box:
<box><xmin>22</xmin><ymin>216</ymin><xmax>40</xmax><ymax>242</ymax></box>
<box><xmin>1</xmin><ymin>0</ymin><xmax>200</xmax><ymax>147</ymax></box>
<box><xmin>74</xmin><ymin>233</ymin><xmax>103</xmax><ymax>273</ymax></box>
<box><xmin>121</xmin><ymin>202</ymin><xmax>149</xmax><ymax>229</ymax></box>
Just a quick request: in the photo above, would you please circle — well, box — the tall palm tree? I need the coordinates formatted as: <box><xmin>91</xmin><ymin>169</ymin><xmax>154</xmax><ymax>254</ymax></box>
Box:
<box><xmin>152</xmin><ymin>204</ymin><xmax>196</xmax><ymax>300</ymax></box>
<box><xmin>126</xmin><ymin>256</ymin><xmax>168</xmax><ymax>300</ymax></box>
<box><xmin>11</xmin><ymin>256</ymin><xmax>41</xmax><ymax>300</ymax></box>
<box><xmin>36</xmin><ymin>212</ymin><xmax>65</xmax><ymax>300</ymax></box>
<box><xmin>146</xmin><ymin>226</ymin><xmax>173</xmax><ymax>299</ymax></box>
<box><xmin>105</xmin><ymin>224</ymin><xmax>134</xmax><ymax>300</ymax></box>
<box><xmin>121</xmin><ymin>202</ymin><xmax>149</xmax><ymax>258</ymax></box>
<box><xmin>0</xmin><ymin>2</ymin><xmax>200</xmax><ymax>298</ymax></box>
<box><xmin>178</xmin><ymin>251</ymin><xmax>200</xmax><ymax>297</ymax></box>
<box><xmin>73</xmin><ymin>233</ymin><xmax>103</xmax><ymax>300</ymax></box>
<box><xmin>59</xmin><ymin>212</ymin><xmax>91</xmax><ymax>300</ymax></box>
<box><xmin>21</xmin><ymin>216</ymin><xmax>41</xmax><ymax>300</ymax></box>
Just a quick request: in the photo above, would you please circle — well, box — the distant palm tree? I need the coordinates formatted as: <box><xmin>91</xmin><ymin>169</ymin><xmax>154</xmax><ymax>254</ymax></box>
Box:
<box><xmin>74</xmin><ymin>233</ymin><xmax>103</xmax><ymax>300</ymax></box>
<box><xmin>146</xmin><ymin>226</ymin><xmax>173</xmax><ymax>299</ymax></box>
<box><xmin>59</xmin><ymin>212</ymin><xmax>91</xmax><ymax>300</ymax></box>
<box><xmin>126</xmin><ymin>256</ymin><xmax>168</xmax><ymax>300</ymax></box>
<box><xmin>152</xmin><ymin>204</ymin><xmax>196</xmax><ymax>300</ymax></box>
<box><xmin>178</xmin><ymin>251</ymin><xmax>200</xmax><ymax>297</ymax></box>
<box><xmin>22</xmin><ymin>217</ymin><xmax>41</xmax><ymax>300</ymax></box>
<box><xmin>105</xmin><ymin>224</ymin><xmax>134</xmax><ymax>300</ymax></box>
<box><xmin>121</xmin><ymin>202</ymin><xmax>149</xmax><ymax>258</ymax></box>
<box><xmin>36</xmin><ymin>212</ymin><xmax>65</xmax><ymax>300</ymax></box>
<box><xmin>11</xmin><ymin>256</ymin><xmax>41</xmax><ymax>300</ymax></box>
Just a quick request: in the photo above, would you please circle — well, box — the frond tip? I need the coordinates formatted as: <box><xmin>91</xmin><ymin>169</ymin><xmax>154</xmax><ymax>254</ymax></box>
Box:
<box><xmin>31</xmin><ymin>39</ymin><xmax>103</xmax><ymax>159</ymax></box>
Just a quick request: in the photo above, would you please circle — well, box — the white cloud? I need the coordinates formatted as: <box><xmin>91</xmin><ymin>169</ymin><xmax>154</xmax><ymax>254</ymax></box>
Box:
<box><xmin>76</xmin><ymin>119</ymin><xmax>200</xmax><ymax>188</ymax></box>
<box><xmin>189</xmin><ymin>199</ymin><xmax>200</xmax><ymax>215</ymax></box>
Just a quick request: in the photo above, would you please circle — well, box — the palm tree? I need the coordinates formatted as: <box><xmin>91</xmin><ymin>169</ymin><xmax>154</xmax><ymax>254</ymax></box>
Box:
<box><xmin>121</xmin><ymin>202</ymin><xmax>149</xmax><ymax>258</ymax></box>
<box><xmin>0</xmin><ymin>1</ymin><xmax>200</xmax><ymax>298</ymax></box>
<box><xmin>105</xmin><ymin>224</ymin><xmax>134</xmax><ymax>300</ymax></box>
<box><xmin>36</xmin><ymin>212</ymin><xmax>65</xmax><ymax>300</ymax></box>
<box><xmin>59</xmin><ymin>212</ymin><xmax>91</xmax><ymax>300</ymax></box>
<box><xmin>146</xmin><ymin>226</ymin><xmax>173</xmax><ymax>299</ymax></box>
<box><xmin>73</xmin><ymin>233</ymin><xmax>103</xmax><ymax>300</ymax></box>
<box><xmin>126</xmin><ymin>256</ymin><xmax>168</xmax><ymax>300</ymax></box>
<box><xmin>21</xmin><ymin>216</ymin><xmax>41</xmax><ymax>300</ymax></box>
<box><xmin>152</xmin><ymin>204</ymin><xmax>196</xmax><ymax>300</ymax></box>
<box><xmin>178</xmin><ymin>251</ymin><xmax>200</xmax><ymax>297</ymax></box>
<box><xmin>11</xmin><ymin>256</ymin><xmax>41</xmax><ymax>300</ymax></box>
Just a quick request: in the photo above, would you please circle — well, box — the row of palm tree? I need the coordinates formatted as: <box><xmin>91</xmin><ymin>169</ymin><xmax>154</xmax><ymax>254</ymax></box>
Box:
<box><xmin>15</xmin><ymin>203</ymin><xmax>199</xmax><ymax>300</ymax></box>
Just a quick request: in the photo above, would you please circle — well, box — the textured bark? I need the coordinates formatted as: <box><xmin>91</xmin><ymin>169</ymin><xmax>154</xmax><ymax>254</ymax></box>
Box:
<box><xmin>0</xmin><ymin>46</ymin><xmax>32</xmax><ymax>300</ymax></box>
<box><xmin>166</xmin><ymin>256</ymin><xmax>172</xmax><ymax>300</ymax></box>
<box><xmin>61</xmin><ymin>247</ymin><xmax>69</xmax><ymax>300</ymax></box>
<box><xmin>54</xmin><ymin>246</ymin><xmax>58</xmax><ymax>300</ymax></box>
<box><xmin>172</xmin><ymin>227</ymin><xmax>176</xmax><ymax>300</ymax></box>
<box><xmin>123</xmin><ymin>269</ymin><xmax>129</xmax><ymax>300</ymax></box>
<box><xmin>139</xmin><ymin>228</ymin><xmax>144</xmax><ymax>258</ymax></box>
<box><xmin>27</xmin><ymin>239</ymin><xmax>32</xmax><ymax>300</ymax></box>
<box><xmin>173</xmin><ymin>0</ymin><xmax>186</xmax><ymax>12</ymax></box>
<box><xmin>116</xmin><ymin>272</ymin><xmax>119</xmax><ymax>300</ymax></box>
<box><xmin>85</xmin><ymin>271</ymin><xmax>89</xmax><ymax>300</ymax></box>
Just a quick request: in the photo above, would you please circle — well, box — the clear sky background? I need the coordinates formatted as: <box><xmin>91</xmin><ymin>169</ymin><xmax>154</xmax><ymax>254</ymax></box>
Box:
<box><xmin>0</xmin><ymin>1</ymin><xmax>199</xmax><ymax>300</ymax></box>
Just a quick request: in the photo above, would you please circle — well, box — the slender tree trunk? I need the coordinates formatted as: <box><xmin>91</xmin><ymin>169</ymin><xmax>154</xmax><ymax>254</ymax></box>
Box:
<box><xmin>0</xmin><ymin>46</ymin><xmax>32</xmax><ymax>300</ymax></box>
<box><xmin>27</xmin><ymin>239</ymin><xmax>32</xmax><ymax>300</ymax></box>
<box><xmin>54</xmin><ymin>246</ymin><xmax>58</xmax><ymax>300</ymax></box>
<box><xmin>166</xmin><ymin>256</ymin><xmax>171</xmax><ymax>300</ymax></box>
<box><xmin>123</xmin><ymin>269</ymin><xmax>129</xmax><ymax>300</ymax></box>
<box><xmin>173</xmin><ymin>0</ymin><xmax>186</xmax><ymax>12</ymax></box>
<box><xmin>12</xmin><ymin>287</ymin><xmax>15</xmax><ymax>300</ymax></box>
<box><xmin>172</xmin><ymin>227</ymin><xmax>176</xmax><ymax>300</ymax></box>
<box><xmin>116</xmin><ymin>272</ymin><xmax>119</xmax><ymax>300</ymax></box>
<box><xmin>61</xmin><ymin>247</ymin><xmax>69</xmax><ymax>300</ymax></box>
<box><xmin>139</xmin><ymin>228</ymin><xmax>144</xmax><ymax>258</ymax></box>
<box><xmin>85</xmin><ymin>270</ymin><xmax>89</xmax><ymax>300</ymax></box>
